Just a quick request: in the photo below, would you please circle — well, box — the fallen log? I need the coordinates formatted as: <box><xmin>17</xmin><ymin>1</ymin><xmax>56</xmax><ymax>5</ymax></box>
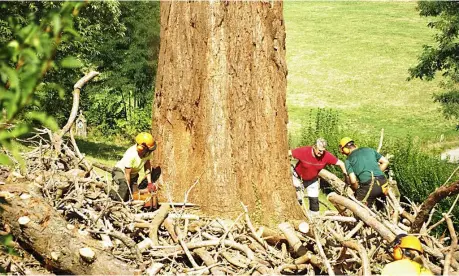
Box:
<box><xmin>319</xmin><ymin>169</ymin><xmax>353</xmax><ymax>197</ymax></box>
<box><xmin>0</xmin><ymin>182</ymin><xmax>134</xmax><ymax>275</ymax></box>
<box><xmin>327</xmin><ymin>192</ymin><xmax>395</xmax><ymax>242</ymax></box>
<box><xmin>411</xmin><ymin>180</ymin><xmax>459</xmax><ymax>233</ymax></box>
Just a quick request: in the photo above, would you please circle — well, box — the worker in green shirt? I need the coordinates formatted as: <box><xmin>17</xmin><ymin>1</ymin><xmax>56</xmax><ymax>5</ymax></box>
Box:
<box><xmin>339</xmin><ymin>137</ymin><xmax>389</xmax><ymax>206</ymax></box>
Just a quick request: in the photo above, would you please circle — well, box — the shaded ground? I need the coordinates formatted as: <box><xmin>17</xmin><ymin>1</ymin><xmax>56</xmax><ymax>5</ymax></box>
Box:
<box><xmin>75</xmin><ymin>138</ymin><xmax>125</xmax><ymax>163</ymax></box>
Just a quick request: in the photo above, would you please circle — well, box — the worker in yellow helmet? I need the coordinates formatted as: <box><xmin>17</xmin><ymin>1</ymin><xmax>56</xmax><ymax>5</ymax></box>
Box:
<box><xmin>109</xmin><ymin>132</ymin><xmax>160</xmax><ymax>202</ymax></box>
<box><xmin>382</xmin><ymin>234</ymin><xmax>433</xmax><ymax>276</ymax></box>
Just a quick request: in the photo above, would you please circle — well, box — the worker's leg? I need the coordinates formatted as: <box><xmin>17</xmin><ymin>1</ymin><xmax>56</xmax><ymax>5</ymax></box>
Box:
<box><xmin>355</xmin><ymin>184</ymin><xmax>370</xmax><ymax>204</ymax></box>
<box><xmin>368</xmin><ymin>185</ymin><xmax>384</xmax><ymax>207</ymax></box>
<box><xmin>305</xmin><ymin>179</ymin><xmax>320</xmax><ymax>216</ymax></box>
<box><xmin>364</xmin><ymin>181</ymin><xmax>385</xmax><ymax>207</ymax></box>
<box><xmin>292</xmin><ymin>175</ymin><xmax>304</xmax><ymax>205</ymax></box>
<box><xmin>110</xmin><ymin>168</ymin><xmax>130</xmax><ymax>201</ymax></box>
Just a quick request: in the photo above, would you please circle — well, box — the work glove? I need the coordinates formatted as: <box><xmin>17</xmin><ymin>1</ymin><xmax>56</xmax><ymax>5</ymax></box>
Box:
<box><xmin>381</xmin><ymin>183</ymin><xmax>389</xmax><ymax>196</ymax></box>
<box><xmin>147</xmin><ymin>182</ymin><xmax>157</xmax><ymax>193</ymax></box>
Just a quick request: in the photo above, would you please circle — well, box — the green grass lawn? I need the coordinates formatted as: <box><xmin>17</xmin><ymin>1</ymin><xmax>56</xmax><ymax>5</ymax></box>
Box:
<box><xmin>284</xmin><ymin>2</ymin><xmax>455</xmax><ymax>143</ymax></box>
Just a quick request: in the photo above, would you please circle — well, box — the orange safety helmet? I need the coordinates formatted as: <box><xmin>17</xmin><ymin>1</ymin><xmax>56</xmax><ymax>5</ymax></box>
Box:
<box><xmin>135</xmin><ymin>132</ymin><xmax>157</xmax><ymax>152</ymax></box>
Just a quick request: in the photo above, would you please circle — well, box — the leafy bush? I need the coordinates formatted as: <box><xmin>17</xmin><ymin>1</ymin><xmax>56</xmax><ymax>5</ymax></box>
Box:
<box><xmin>390</xmin><ymin>138</ymin><xmax>459</xmax><ymax>232</ymax></box>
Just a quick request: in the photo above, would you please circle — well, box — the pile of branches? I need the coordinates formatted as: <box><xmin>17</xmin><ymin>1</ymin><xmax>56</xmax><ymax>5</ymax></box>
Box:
<box><xmin>1</xmin><ymin>128</ymin><xmax>458</xmax><ymax>276</ymax></box>
<box><xmin>1</xmin><ymin>72</ymin><xmax>458</xmax><ymax>275</ymax></box>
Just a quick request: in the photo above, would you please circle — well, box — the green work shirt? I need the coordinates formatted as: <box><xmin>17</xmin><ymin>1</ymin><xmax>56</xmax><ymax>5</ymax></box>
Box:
<box><xmin>345</xmin><ymin>147</ymin><xmax>384</xmax><ymax>183</ymax></box>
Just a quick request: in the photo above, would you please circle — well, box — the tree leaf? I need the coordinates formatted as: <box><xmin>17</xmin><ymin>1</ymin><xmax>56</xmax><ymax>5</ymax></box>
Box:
<box><xmin>60</xmin><ymin>56</ymin><xmax>82</xmax><ymax>68</ymax></box>
<box><xmin>0</xmin><ymin>153</ymin><xmax>12</xmax><ymax>166</ymax></box>
<box><xmin>26</xmin><ymin>111</ymin><xmax>59</xmax><ymax>130</ymax></box>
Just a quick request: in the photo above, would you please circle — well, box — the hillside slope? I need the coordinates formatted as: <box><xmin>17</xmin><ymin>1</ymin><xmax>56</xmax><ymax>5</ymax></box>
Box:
<box><xmin>285</xmin><ymin>2</ymin><xmax>453</xmax><ymax>141</ymax></box>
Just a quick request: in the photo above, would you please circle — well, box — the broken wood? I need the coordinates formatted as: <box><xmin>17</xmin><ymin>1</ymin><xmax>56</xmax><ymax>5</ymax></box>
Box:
<box><xmin>0</xmin><ymin>183</ymin><xmax>135</xmax><ymax>274</ymax></box>
<box><xmin>411</xmin><ymin>180</ymin><xmax>459</xmax><ymax>233</ymax></box>
<box><xmin>327</xmin><ymin>192</ymin><xmax>396</xmax><ymax>242</ymax></box>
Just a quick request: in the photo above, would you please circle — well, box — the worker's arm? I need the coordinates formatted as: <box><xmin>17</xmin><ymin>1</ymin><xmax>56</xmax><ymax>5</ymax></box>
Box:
<box><xmin>378</xmin><ymin>156</ymin><xmax>389</xmax><ymax>172</ymax></box>
<box><xmin>144</xmin><ymin>160</ymin><xmax>157</xmax><ymax>192</ymax></box>
<box><xmin>124</xmin><ymin>167</ymin><xmax>132</xmax><ymax>187</ymax></box>
<box><xmin>348</xmin><ymin>172</ymin><xmax>358</xmax><ymax>191</ymax></box>
<box><xmin>144</xmin><ymin>160</ymin><xmax>152</xmax><ymax>184</ymax></box>
<box><xmin>335</xmin><ymin>160</ymin><xmax>348</xmax><ymax>175</ymax></box>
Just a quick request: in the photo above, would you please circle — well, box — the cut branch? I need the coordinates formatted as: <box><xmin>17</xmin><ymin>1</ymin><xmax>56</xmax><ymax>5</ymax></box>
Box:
<box><xmin>411</xmin><ymin>180</ymin><xmax>459</xmax><ymax>233</ymax></box>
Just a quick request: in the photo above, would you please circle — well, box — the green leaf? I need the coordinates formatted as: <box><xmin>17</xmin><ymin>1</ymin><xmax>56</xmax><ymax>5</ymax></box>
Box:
<box><xmin>26</xmin><ymin>111</ymin><xmax>59</xmax><ymax>130</ymax></box>
<box><xmin>45</xmin><ymin>82</ymin><xmax>65</xmax><ymax>98</ymax></box>
<box><xmin>52</xmin><ymin>14</ymin><xmax>62</xmax><ymax>37</ymax></box>
<box><xmin>0</xmin><ymin>154</ymin><xmax>12</xmax><ymax>166</ymax></box>
<box><xmin>60</xmin><ymin>56</ymin><xmax>82</xmax><ymax>68</ymax></box>
<box><xmin>2</xmin><ymin>66</ymin><xmax>19</xmax><ymax>90</ymax></box>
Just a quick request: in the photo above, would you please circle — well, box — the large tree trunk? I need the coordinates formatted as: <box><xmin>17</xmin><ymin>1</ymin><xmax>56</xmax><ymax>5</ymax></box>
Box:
<box><xmin>0</xmin><ymin>183</ymin><xmax>135</xmax><ymax>275</ymax></box>
<box><xmin>153</xmin><ymin>1</ymin><xmax>302</xmax><ymax>225</ymax></box>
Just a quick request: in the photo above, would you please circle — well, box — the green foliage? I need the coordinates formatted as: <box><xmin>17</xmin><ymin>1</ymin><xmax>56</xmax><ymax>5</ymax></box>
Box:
<box><xmin>390</xmin><ymin>138</ymin><xmax>459</xmax><ymax>232</ymax></box>
<box><xmin>0</xmin><ymin>2</ymin><xmax>160</xmax><ymax>137</ymax></box>
<box><xmin>408</xmin><ymin>1</ymin><xmax>459</xmax><ymax>120</ymax></box>
<box><xmin>433</xmin><ymin>89</ymin><xmax>459</xmax><ymax>120</ymax></box>
<box><xmin>0</xmin><ymin>2</ymin><xmax>81</xmax><ymax>167</ymax></box>
<box><xmin>80</xmin><ymin>1</ymin><xmax>159</xmax><ymax>136</ymax></box>
<box><xmin>0</xmin><ymin>3</ymin><xmax>81</xmax><ymax>267</ymax></box>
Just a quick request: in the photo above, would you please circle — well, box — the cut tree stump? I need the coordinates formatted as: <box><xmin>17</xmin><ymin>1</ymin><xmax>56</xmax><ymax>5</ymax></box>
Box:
<box><xmin>0</xmin><ymin>182</ymin><xmax>135</xmax><ymax>275</ymax></box>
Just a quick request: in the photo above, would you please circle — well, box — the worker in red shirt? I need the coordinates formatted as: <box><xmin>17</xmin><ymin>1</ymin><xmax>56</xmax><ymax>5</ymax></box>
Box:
<box><xmin>289</xmin><ymin>138</ymin><xmax>347</xmax><ymax>217</ymax></box>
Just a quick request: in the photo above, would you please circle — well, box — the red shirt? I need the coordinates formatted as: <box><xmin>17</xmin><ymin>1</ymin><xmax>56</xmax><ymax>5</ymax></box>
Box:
<box><xmin>292</xmin><ymin>146</ymin><xmax>338</xmax><ymax>181</ymax></box>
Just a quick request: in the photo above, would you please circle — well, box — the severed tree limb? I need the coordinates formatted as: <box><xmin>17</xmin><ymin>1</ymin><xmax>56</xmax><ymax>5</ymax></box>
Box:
<box><xmin>443</xmin><ymin>214</ymin><xmax>458</xmax><ymax>276</ymax></box>
<box><xmin>276</xmin><ymin>263</ymin><xmax>309</xmax><ymax>274</ymax></box>
<box><xmin>259</xmin><ymin>226</ymin><xmax>288</xmax><ymax>245</ymax></box>
<box><xmin>411</xmin><ymin>180</ymin><xmax>459</xmax><ymax>233</ymax></box>
<box><xmin>92</xmin><ymin>161</ymin><xmax>112</xmax><ymax>173</ymax></box>
<box><xmin>193</xmin><ymin>248</ymin><xmax>225</xmax><ymax>274</ymax></box>
<box><xmin>175</xmin><ymin>226</ymin><xmax>199</xmax><ymax>269</ymax></box>
<box><xmin>319</xmin><ymin>169</ymin><xmax>353</xmax><ymax>197</ymax></box>
<box><xmin>162</xmin><ymin>217</ymin><xmax>178</xmax><ymax>243</ymax></box>
<box><xmin>327</xmin><ymin>225</ymin><xmax>370</xmax><ymax>276</ymax></box>
<box><xmin>377</xmin><ymin>128</ymin><xmax>384</xmax><ymax>153</ymax></box>
<box><xmin>53</xmin><ymin>71</ymin><xmax>99</xmax><ymax>152</ymax></box>
<box><xmin>0</xmin><ymin>182</ymin><xmax>135</xmax><ymax>274</ymax></box>
<box><xmin>146</xmin><ymin>263</ymin><xmax>164</xmax><ymax>276</ymax></box>
<box><xmin>345</xmin><ymin>221</ymin><xmax>364</xmax><ymax>239</ymax></box>
<box><xmin>278</xmin><ymin>222</ymin><xmax>307</xmax><ymax>256</ymax></box>
<box><xmin>221</xmin><ymin>251</ymin><xmax>249</xmax><ymax>268</ymax></box>
<box><xmin>149</xmin><ymin>203</ymin><xmax>170</xmax><ymax>245</ymax></box>
<box><xmin>241</xmin><ymin>202</ymin><xmax>269</xmax><ymax>250</ymax></box>
<box><xmin>327</xmin><ymin>192</ymin><xmax>395</xmax><ymax>242</ymax></box>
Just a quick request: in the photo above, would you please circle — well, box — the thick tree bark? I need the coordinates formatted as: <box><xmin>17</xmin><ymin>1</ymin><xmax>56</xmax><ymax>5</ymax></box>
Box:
<box><xmin>411</xmin><ymin>180</ymin><xmax>459</xmax><ymax>233</ymax></box>
<box><xmin>153</xmin><ymin>1</ymin><xmax>302</xmax><ymax>225</ymax></box>
<box><xmin>0</xmin><ymin>183</ymin><xmax>134</xmax><ymax>275</ymax></box>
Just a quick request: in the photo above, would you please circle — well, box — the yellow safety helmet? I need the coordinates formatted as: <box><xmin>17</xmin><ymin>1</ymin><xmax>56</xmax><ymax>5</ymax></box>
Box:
<box><xmin>339</xmin><ymin>137</ymin><xmax>354</xmax><ymax>148</ymax></box>
<box><xmin>135</xmin><ymin>132</ymin><xmax>157</xmax><ymax>151</ymax></box>
<box><xmin>399</xmin><ymin>235</ymin><xmax>423</xmax><ymax>253</ymax></box>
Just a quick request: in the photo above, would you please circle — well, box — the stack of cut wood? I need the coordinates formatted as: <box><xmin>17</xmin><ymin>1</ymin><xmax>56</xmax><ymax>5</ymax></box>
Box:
<box><xmin>1</xmin><ymin>131</ymin><xmax>458</xmax><ymax>275</ymax></box>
